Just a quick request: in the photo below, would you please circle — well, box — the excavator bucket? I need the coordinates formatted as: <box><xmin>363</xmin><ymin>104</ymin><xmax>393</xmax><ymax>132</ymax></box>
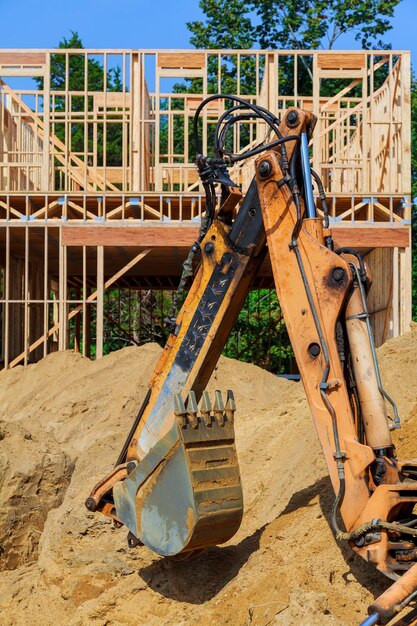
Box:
<box><xmin>112</xmin><ymin>390</ymin><xmax>243</xmax><ymax>557</ymax></box>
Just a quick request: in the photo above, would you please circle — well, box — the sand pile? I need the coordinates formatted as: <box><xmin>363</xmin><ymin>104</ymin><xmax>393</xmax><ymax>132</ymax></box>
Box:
<box><xmin>0</xmin><ymin>323</ymin><xmax>416</xmax><ymax>626</ymax></box>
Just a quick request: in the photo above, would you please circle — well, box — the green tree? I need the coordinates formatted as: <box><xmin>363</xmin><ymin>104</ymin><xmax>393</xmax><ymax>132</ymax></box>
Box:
<box><xmin>188</xmin><ymin>0</ymin><xmax>401</xmax><ymax>50</ymax></box>
<box><xmin>188</xmin><ymin>0</ymin><xmax>255</xmax><ymax>49</ymax></box>
<box><xmin>188</xmin><ymin>0</ymin><xmax>400</xmax><ymax>96</ymax></box>
<box><xmin>223</xmin><ymin>290</ymin><xmax>295</xmax><ymax>373</ymax></box>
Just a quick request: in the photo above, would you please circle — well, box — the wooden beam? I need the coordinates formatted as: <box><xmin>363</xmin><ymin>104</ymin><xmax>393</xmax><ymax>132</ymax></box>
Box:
<box><xmin>382</xmin><ymin>274</ymin><xmax>394</xmax><ymax>344</ymax></box>
<box><xmin>62</xmin><ymin>225</ymin><xmax>200</xmax><ymax>247</ymax></box>
<box><xmin>331</xmin><ymin>226</ymin><xmax>410</xmax><ymax>248</ymax></box>
<box><xmin>393</xmin><ymin>247</ymin><xmax>399</xmax><ymax>336</ymax></box>
<box><xmin>317</xmin><ymin>53</ymin><xmax>366</xmax><ymax>70</ymax></box>
<box><xmin>158</xmin><ymin>53</ymin><xmax>205</xmax><ymax>70</ymax></box>
<box><xmin>0</xmin><ymin>52</ymin><xmax>46</xmax><ymax>65</ymax></box>
<box><xmin>400</xmin><ymin>245</ymin><xmax>412</xmax><ymax>334</ymax></box>
<box><xmin>61</xmin><ymin>224</ymin><xmax>410</xmax><ymax>249</ymax></box>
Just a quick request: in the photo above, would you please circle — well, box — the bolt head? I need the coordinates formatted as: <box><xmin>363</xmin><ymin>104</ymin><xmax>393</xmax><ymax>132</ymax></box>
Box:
<box><xmin>127</xmin><ymin>461</ymin><xmax>137</xmax><ymax>474</ymax></box>
<box><xmin>258</xmin><ymin>160</ymin><xmax>272</xmax><ymax>179</ymax></box>
<box><xmin>286</xmin><ymin>110</ymin><xmax>299</xmax><ymax>127</ymax></box>
<box><xmin>332</xmin><ymin>267</ymin><xmax>345</xmax><ymax>282</ymax></box>
<box><xmin>308</xmin><ymin>342</ymin><xmax>321</xmax><ymax>358</ymax></box>
<box><xmin>204</xmin><ymin>242</ymin><xmax>214</xmax><ymax>254</ymax></box>
<box><xmin>85</xmin><ymin>497</ymin><xmax>97</xmax><ymax>512</ymax></box>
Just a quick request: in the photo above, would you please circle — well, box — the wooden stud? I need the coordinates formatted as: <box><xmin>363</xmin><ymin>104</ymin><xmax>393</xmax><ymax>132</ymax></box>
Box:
<box><xmin>392</xmin><ymin>247</ymin><xmax>399</xmax><ymax>337</ymax></box>
<box><xmin>400</xmin><ymin>244</ymin><xmax>412</xmax><ymax>334</ymax></box>
<box><xmin>96</xmin><ymin>245</ymin><xmax>104</xmax><ymax>359</ymax></box>
<box><xmin>4</xmin><ymin>224</ymin><xmax>9</xmax><ymax>367</ymax></box>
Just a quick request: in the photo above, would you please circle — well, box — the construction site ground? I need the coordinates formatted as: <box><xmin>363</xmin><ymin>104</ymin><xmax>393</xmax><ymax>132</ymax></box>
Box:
<box><xmin>1</xmin><ymin>323</ymin><xmax>417</xmax><ymax>626</ymax></box>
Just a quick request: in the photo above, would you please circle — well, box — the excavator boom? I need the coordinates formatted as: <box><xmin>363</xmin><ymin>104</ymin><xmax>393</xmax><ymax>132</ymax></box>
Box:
<box><xmin>87</xmin><ymin>98</ymin><xmax>417</xmax><ymax>625</ymax></box>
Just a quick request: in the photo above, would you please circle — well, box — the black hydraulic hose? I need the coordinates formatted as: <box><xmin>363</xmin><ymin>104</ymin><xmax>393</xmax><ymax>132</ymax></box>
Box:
<box><xmin>165</xmin><ymin>177</ymin><xmax>217</xmax><ymax>328</ymax></box>
<box><xmin>115</xmin><ymin>387</ymin><xmax>152</xmax><ymax>467</ymax></box>
<box><xmin>289</xmin><ymin>144</ymin><xmax>303</xmax><ymax>241</ymax></box>
<box><xmin>193</xmin><ymin>94</ymin><xmax>299</xmax><ymax>171</ymax></box>
<box><xmin>213</xmin><ymin>105</ymin><xmax>274</xmax><ymax>154</ymax></box>
<box><xmin>331</xmin><ymin>478</ymin><xmax>346</xmax><ymax>536</ymax></box>
<box><xmin>311</xmin><ymin>168</ymin><xmax>329</xmax><ymax>228</ymax></box>
<box><xmin>228</xmin><ymin>135</ymin><xmax>300</xmax><ymax>163</ymax></box>
<box><xmin>292</xmin><ymin>237</ymin><xmax>346</xmax><ymax>530</ymax></box>
<box><xmin>218</xmin><ymin>115</ymin><xmax>272</xmax><ymax>157</ymax></box>
<box><xmin>197</xmin><ymin>133</ymin><xmax>300</xmax><ymax>171</ymax></box>
<box><xmin>193</xmin><ymin>94</ymin><xmax>282</xmax><ymax>155</ymax></box>
<box><xmin>334</xmin><ymin>247</ymin><xmax>367</xmax><ymax>279</ymax></box>
<box><xmin>213</xmin><ymin>103</ymin><xmax>282</xmax><ymax>152</ymax></box>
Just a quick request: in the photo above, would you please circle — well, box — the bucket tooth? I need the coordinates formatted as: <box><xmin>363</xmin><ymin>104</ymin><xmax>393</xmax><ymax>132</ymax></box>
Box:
<box><xmin>174</xmin><ymin>393</ymin><xmax>188</xmax><ymax>428</ymax></box>
<box><xmin>225</xmin><ymin>390</ymin><xmax>236</xmax><ymax>424</ymax></box>
<box><xmin>186</xmin><ymin>390</ymin><xmax>199</xmax><ymax>429</ymax></box>
<box><xmin>213</xmin><ymin>389</ymin><xmax>225</xmax><ymax>426</ymax></box>
<box><xmin>200</xmin><ymin>390</ymin><xmax>213</xmax><ymax>426</ymax></box>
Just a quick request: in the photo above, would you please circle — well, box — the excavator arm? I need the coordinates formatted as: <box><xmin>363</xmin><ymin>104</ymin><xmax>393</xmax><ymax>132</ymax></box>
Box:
<box><xmin>87</xmin><ymin>99</ymin><xmax>417</xmax><ymax>624</ymax></box>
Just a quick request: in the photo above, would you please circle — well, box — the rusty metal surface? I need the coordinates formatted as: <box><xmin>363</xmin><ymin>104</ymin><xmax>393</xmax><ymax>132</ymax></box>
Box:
<box><xmin>369</xmin><ymin>561</ymin><xmax>417</xmax><ymax>623</ymax></box>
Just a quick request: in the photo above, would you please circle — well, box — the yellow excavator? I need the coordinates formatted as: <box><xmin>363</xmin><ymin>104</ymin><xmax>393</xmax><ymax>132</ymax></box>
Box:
<box><xmin>86</xmin><ymin>97</ymin><xmax>417</xmax><ymax>626</ymax></box>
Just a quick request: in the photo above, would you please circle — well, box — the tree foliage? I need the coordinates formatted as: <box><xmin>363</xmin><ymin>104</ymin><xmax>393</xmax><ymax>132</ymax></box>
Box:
<box><xmin>223</xmin><ymin>290</ymin><xmax>295</xmax><ymax>373</ymax></box>
<box><xmin>189</xmin><ymin>0</ymin><xmax>255</xmax><ymax>49</ymax></box>
<box><xmin>188</xmin><ymin>0</ymin><xmax>401</xmax><ymax>50</ymax></box>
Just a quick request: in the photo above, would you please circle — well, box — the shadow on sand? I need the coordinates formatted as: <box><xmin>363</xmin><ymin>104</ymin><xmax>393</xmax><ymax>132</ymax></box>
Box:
<box><xmin>138</xmin><ymin>523</ymin><xmax>264</xmax><ymax>603</ymax></box>
<box><xmin>137</xmin><ymin>474</ymin><xmax>414</xmax><ymax>612</ymax></box>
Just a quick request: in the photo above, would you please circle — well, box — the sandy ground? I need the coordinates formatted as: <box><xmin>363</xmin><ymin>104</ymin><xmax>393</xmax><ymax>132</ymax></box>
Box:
<box><xmin>0</xmin><ymin>323</ymin><xmax>416</xmax><ymax>626</ymax></box>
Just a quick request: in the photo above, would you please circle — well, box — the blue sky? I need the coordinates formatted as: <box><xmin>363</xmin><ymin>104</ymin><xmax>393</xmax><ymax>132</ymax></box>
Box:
<box><xmin>0</xmin><ymin>0</ymin><xmax>416</xmax><ymax>59</ymax></box>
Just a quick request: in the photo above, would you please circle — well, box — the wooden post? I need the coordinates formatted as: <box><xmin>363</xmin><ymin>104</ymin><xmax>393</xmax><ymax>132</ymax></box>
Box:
<box><xmin>96</xmin><ymin>245</ymin><xmax>104</xmax><ymax>359</ymax></box>
<box><xmin>82</xmin><ymin>245</ymin><xmax>87</xmax><ymax>357</ymax></box>
<box><xmin>74</xmin><ymin>287</ymin><xmax>81</xmax><ymax>353</ymax></box>
<box><xmin>4</xmin><ymin>224</ymin><xmax>9</xmax><ymax>367</ymax></box>
<box><xmin>400</xmin><ymin>245</ymin><xmax>412</xmax><ymax>334</ymax></box>
<box><xmin>392</xmin><ymin>247</ymin><xmax>399</xmax><ymax>337</ymax></box>
<box><xmin>41</xmin><ymin>53</ymin><xmax>50</xmax><ymax>190</ymax></box>
<box><xmin>43</xmin><ymin>224</ymin><xmax>49</xmax><ymax>358</ymax></box>
<box><xmin>132</xmin><ymin>53</ymin><xmax>141</xmax><ymax>191</ymax></box>
<box><xmin>29</xmin><ymin>259</ymin><xmax>44</xmax><ymax>362</ymax></box>
<box><xmin>23</xmin><ymin>226</ymin><xmax>29</xmax><ymax>365</ymax></box>
<box><xmin>9</xmin><ymin>256</ymin><xmax>23</xmax><ymax>362</ymax></box>
<box><xmin>312</xmin><ymin>52</ymin><xmax>320</xmax><ymax>175</ymax></box>
<box><xmin>58</xmin><ymin>229</ymin><xmax>67</xmax><ymax>351</ymax></box>
<box><xmin>401</xmin><ymin>52</ymin><xmax>411</xmax><ymax>195</ymax></box>
<box><xmin>85</xmin><ymin>288</ymin><xmax>92</xmax><ymax>360</ymax></box>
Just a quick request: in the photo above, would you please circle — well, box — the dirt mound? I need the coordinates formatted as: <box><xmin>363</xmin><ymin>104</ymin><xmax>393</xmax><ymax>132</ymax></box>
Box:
<box><xmin>0</xmin><ymin>324</ymin><xmax>416</xmax><ymax>626</ymax></box>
